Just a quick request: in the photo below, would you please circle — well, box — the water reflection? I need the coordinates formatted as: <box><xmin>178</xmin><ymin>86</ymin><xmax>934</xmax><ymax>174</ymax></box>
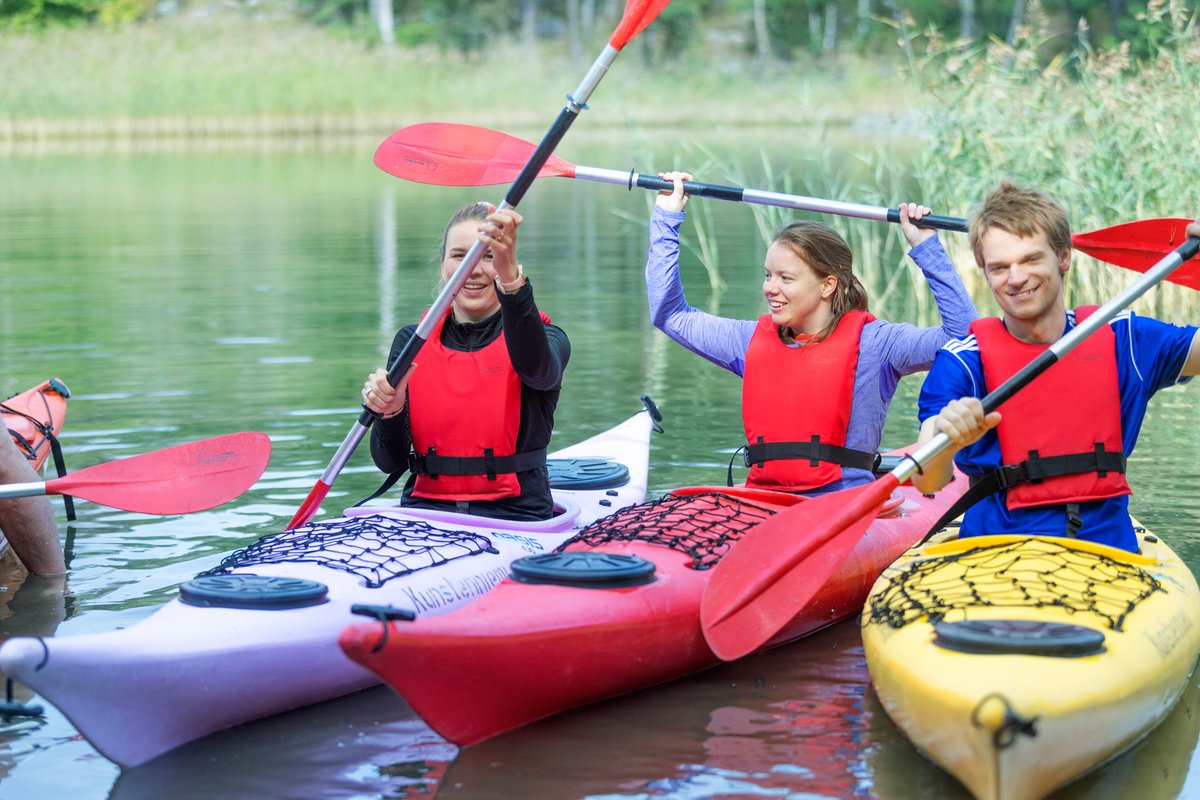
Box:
<box><xmin>108</xmin><ymin>689</ymin><xmax>447</xmax><ymax>800</ymax></box>
<box><xmin>436</xmin><ymin>622</ymin><xmax>894</xmax><ymax>799</ymax></box>
<box><xmin>93</xmin><ymin>623</ymin><xmax>887</xmax><ymax>800</ymax></box>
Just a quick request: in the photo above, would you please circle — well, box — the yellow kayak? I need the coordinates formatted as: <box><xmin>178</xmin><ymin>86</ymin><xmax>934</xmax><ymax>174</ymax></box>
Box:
<box><xmin>861</xmin><ymin>525</ymin><xmax>1200</xmax><ymax>800</ymax></box>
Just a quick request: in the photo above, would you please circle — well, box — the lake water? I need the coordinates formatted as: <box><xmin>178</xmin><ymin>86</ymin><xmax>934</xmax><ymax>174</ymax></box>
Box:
<box><xmin>1</xmin><ymin>132</ymin><xmax>1199</xmax><ymax>799</ymax></box>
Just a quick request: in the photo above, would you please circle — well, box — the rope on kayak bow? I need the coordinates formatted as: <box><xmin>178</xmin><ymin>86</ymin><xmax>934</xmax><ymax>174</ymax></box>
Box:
<box><xmin>972</xmin><ymin>693</ymin><xmax>1039</xmax><ymax>750</ymax></box>
<box><xmin>557</xmin><ymin>492</ymin><xmax>778</xmax><ymax>570</ymax></box>
<box><xmin>1</xmin><ymin>676</ymin><xmax>44</xmax><ymax>719</ymax></box>
<box><xmin>199</xmin><ymin>515</ymin><xmax>498</xmax><ymax>589</ymax></box>
<box><xmin>866</xmin><ymin>538</ymin><xmax>1163</xmax><ymax>633</ymax></box>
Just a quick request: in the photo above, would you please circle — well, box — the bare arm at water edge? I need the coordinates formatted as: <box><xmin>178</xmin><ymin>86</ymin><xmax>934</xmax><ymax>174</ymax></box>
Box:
<box><xmin>0</xmin><ymin>432</ymin><xmax>64</xmax><ymax>576</ymax></box>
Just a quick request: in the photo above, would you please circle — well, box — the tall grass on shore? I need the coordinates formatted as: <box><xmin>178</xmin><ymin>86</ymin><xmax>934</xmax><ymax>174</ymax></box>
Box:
<box><xmin>903</xmin><ymin>0</ymin><xmax>1200</xmax><ymax>318</ymax></box>
<box><xmin>1</xmin><ymin>16</ymin><xmax>909</xmax><ymax>142</ymax></box>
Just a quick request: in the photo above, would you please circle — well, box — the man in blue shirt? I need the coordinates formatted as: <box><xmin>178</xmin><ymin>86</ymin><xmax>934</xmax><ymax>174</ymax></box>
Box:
<box><xmin>912</xmin><ymin>182</ymin><xmax>1200</xmax><ymax>552</ymax></box>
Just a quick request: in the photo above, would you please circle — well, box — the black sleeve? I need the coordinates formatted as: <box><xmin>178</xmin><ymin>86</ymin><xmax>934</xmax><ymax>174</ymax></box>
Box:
<box><xmin>498</xmin><ymin>279</ymin><xmax>571</xmax><ymax>391</ymax></box>
<box><xmin>369</xmin><ymin>324</ymin><xmax>418</xmax><ymax>474</ymax></box>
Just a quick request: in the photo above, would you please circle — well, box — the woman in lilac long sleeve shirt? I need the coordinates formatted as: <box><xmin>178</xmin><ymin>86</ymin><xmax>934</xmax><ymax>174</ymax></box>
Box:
<box><xmin>647</xmin><ymin>173</ymin><xmax>977</xmax><ymax>494</ymax></box>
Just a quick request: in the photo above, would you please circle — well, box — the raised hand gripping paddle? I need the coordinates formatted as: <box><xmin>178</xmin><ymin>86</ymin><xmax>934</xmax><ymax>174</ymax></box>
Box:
<box><xmin>0</xmin><ymin>432</ymin><xmax>271</xmax><ymax>514</ymax></box>
<box><xmin>375</xmin><ymin>123</ymin><xmax>1200</xmax><ymax>284</ymax></box>
<box><xmin>286</xmin><ymin>0</ymin><xmax>673</xmax><ymax>530</ymax></box>
<box><xmin>699</xmin><ymin>232</ymin><xmax>1200</xmax><ymax>662</ymax></box>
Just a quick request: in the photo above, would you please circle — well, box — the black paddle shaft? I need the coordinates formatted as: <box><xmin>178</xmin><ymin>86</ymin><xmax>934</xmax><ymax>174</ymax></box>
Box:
<box><xmin>629</xmin><ymin>173</ymin><xmax>967</xmax><ymax>232</ymax></box>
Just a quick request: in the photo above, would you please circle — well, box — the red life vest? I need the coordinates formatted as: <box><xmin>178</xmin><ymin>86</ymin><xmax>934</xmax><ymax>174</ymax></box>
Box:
<box><xmin>406</xmin><ymin>309</ymin><xmax>551</xmax><ymax>502</ymax></box>
<box><xmin>741</xmin><ymin>310</ymin><xmax>876</xmax><ymax>492</ymax></box>
<box><xmin>973</xmin><ymin>306</ymin><xmax>1130</xmax><ymax>509</ymax></box>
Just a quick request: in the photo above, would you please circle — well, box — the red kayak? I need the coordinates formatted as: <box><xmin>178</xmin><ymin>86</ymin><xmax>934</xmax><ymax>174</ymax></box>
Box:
<box><xmin>339</xmin><ymin>450</ymin><xmax>968</xmax><ymax>746</ymax></box>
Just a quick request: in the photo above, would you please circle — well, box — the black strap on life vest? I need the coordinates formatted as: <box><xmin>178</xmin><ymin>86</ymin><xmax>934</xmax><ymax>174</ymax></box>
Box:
<box><xmin>408</xmin><ymin>447</ymin><xmax>549</xmax><ymax>481</ymax></box>
<box><xmin>745</xmin><ymin>436</ymin><xmax>879</xmax><ymax>471</ymax></box>
<box><xmin>728</xmin><ymin>436</ymin><xmax>880</xmax><ymax>487</ymax></box>
<box><xmin>923</xmin><ymin>443</ymin><xmax>1126</xmax><ymax>540</ymax></box>
<box><xmin>352</xmin><ymin>468</ymin><xmax>407</xmax><ymax>508</ymax></box>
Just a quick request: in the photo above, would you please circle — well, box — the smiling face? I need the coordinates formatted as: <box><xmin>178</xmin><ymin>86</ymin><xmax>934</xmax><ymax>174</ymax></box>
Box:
<box><xmin>762</xmin><ymin>241</ymin><xmax>838</xmax><ymax>335</ymax></box>
<box><xmin>979</xmin><ymin>226</ymin><xmax>1071</xmax><ymax>342</ymax></box>
<box><xmin>441</xmin><ymin>220</ymin><xmax>499</xmax><ymax>323</ymax></box>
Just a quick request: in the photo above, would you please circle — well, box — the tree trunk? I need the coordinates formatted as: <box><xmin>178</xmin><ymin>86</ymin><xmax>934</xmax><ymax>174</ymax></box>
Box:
<box><xmin>567</xmin><ymin>0</ymin><xmax>582</xmax><ymax>67</ymax></box>
<box><xmin>753</xmin><ymin>0</ymin><xmax>771</xmax><ymax>72</ymax></box>
<box><xmin>522</xmin><ymin>0</ymin><xmax>538</xmax><ymax>47</ymax></box>
<box><xmin>369</xmin><ymin>0</ymin><xmax>394</xmax><ymax>46</ymax></box>
<box><xmin>582</xmin><ymin>0</ymin><xmax>596</xmax><ymax>45</ymax></box>
<box><xmin>857</xmin><ymin>0</ymin><xmax>870</xmax><ymax>41</ymax></box>
<box><xmin>1108</xmin><ymin>0</ymin><xmax>1124</xmax><ymax>38</ymax></box>
<box><xmin>822</xmin><ymin>2</ymin><xmax>838</xmax><ymax>55</ymax></box>
<box><xmin>1006</xmin><ymin>0</ymin><xmax>1027</xmax><ymax>47</ymax></box>
<box><xmin>960</xmin><ymin>0</ymin><xmax>976</xmax><ymax>41</ymax></box>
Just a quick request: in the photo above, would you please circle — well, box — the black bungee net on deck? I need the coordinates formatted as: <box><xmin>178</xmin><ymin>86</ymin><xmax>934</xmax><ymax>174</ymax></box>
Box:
<box><xmin>556</xmin><ymin>492</ymin><xmax>779</xmax><ymax>571</ymax></box>
<box><xmin>867</xmin><ymin>537</ymin><xmax>1164</xmax><ymax>632</ymax></box>
<box><xmin>199</xmin><ymin>514</ymin><xmax>496</xmax><ymax>589</ymax></box>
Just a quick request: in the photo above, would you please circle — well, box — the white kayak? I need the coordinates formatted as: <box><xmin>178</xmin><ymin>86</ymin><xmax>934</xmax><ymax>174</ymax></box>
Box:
<box><xmin>0</xmin><ymin>398</ymin><xmax>659</xmax><ymax>768</ymax></box>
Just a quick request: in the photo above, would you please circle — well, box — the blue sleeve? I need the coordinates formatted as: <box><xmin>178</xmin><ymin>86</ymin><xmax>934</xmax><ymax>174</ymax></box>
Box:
<box><xmin>645</xmin><ymin>205</ymin><xmax>755</xmax><ymax>376</ymax></box>
<box><xmin>917</xmin><ymin>342</ymin><xmax>996</xmax><ymax>475</ymax></box>
<box><xmin>917</xmin><ymin>342</ymin><xmax>984</xmax><ymax>423</ymax></box>
<box><xmin>1124</xmin><ymin>312</ymin><xmax>1198</xmax><ymax>393</ymax></box>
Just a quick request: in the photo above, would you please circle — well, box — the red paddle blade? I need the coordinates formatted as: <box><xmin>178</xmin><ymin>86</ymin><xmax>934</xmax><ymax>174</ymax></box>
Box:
<box><xmin>374</xmin><ymin>123</ymin><xmax>576</xmax><ymax>187</ymax></box>
<box><xmin>44</xmin><ymin>432</ymin><xmax>271</xmax><ymax>515</ymax></box>
<box><xmin>1072</xmin><ymin>218</ymin><xmax>1200</xmax><ymax>288</ymax></box>
<box><xmin>610</xmin><ymin>0</ymin><xmax>673</xmax><ymax>49</ymax></box>
<box><xmin>286</xmin><ymin>479</ymin><xmax>332</xmax><ymax>529</ymax></box>
<box><xmin>701</xmin><ymin>475</ymin><xmax>900</xmax><ymax>661</ymax></box>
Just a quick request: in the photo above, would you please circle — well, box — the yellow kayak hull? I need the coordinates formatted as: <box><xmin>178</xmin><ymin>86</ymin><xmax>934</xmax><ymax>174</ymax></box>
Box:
<box><xmin>862</xmin><ymin>528</ymin><xmax>1200</xmax><ymax>800</ymax></box>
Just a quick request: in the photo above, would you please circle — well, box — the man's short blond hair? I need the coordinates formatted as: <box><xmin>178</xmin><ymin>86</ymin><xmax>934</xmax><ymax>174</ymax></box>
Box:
<box><xmin>968</xmin><ymin>181</ymin><xmax>1072</xmax><ymax>267</ymax></box>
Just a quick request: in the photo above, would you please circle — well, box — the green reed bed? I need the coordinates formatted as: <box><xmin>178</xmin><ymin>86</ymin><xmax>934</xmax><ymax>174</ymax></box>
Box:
<box><xmin>1</xmin><ymin>16</ymin><xmax>905</xmax><ymax>142</ymax></box>
<box><xmin>904</xmin><ymin>0</ymin><xmax>1200</xmax><ymax>316</ymax></box>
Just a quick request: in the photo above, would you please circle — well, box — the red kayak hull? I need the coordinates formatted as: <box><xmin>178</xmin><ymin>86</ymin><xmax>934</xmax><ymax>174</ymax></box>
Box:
<box><xmin>340</xmin><ymin>466</ymin><xmax>967</xmax><ymax>746</ymax></box>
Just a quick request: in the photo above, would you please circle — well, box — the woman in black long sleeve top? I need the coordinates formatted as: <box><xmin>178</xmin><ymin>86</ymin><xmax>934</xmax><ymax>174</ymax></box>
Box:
<box><xmin>362</xmin><ymin>201</ymin><xmax>570</xmax><ymax>521</ymax></box>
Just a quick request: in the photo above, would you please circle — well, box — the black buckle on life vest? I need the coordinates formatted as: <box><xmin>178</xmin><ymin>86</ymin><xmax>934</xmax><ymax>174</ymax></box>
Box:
<box><xmin>743</xmin><ymin>436</ymin><xmax>766</xmax><ymax>468</ymax></box>
<box><xmin>407</xmin><ymin>447</ymin><xmax>439</xmax><ymax>480</ymax></box>
<box><xmin>1000</xmin><ymin>445</ymin><xmax>1126</xmax><ymax>489</ymax></box>
<box><xmin>1023</xmin><ymin>449</ymin><xmax>1047</xmax><ymax>483</ymax></box>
